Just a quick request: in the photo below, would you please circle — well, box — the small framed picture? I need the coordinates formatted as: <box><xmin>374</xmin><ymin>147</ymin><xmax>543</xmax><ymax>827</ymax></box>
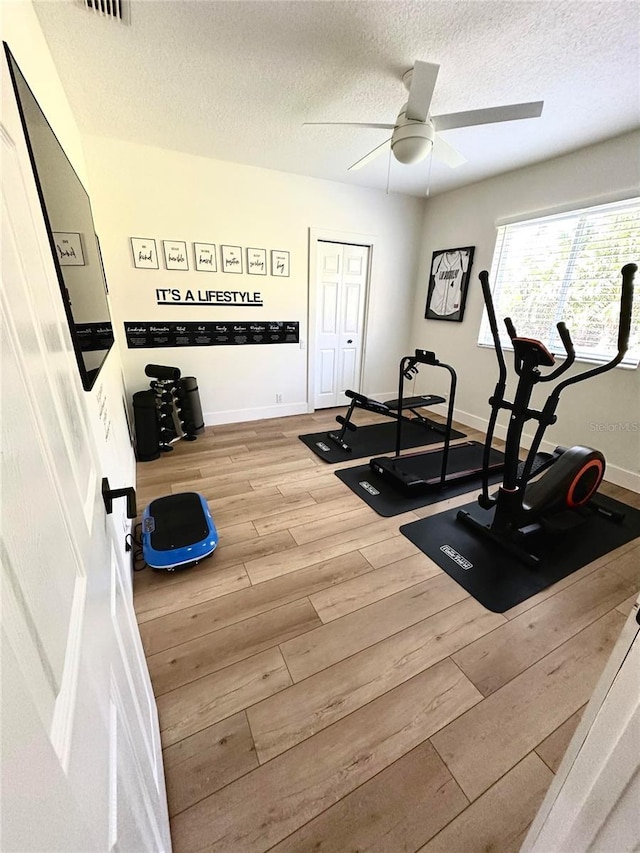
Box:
<box><xmin>194</xmin><ymin>242</ymin><xmax>217</xmax><ymax>272</ymax></box>
<box><xmin>221</xmin><ymin>244</ymin><xmax>243</xmax><ymax>274</ymax></box>
<box><xmin>247</xmin><ymin>247</ymin><xmax>267</xmax><ymax>275</ymax></box>
<box><xmin>53</xmin><ymin>232</ymin><xmax>85</xmax><ymax>266</ymax></box>
<box><xmin>130</xmin><ymin>237</ymin><xmax>159</xmax><ymax>269</ymax></box>
<box><xmin>425</xmin><ymin>246</ymin><xmax>475</xmax><ymax>322</ymax></box>
<box><xmin>163</xmin><ymin>240</ymin><xmax>189</xmax><ymax>271</ymax></box>
<box><xmin>271</xmin><ymin>250</ymin><xmax>290</xmax><ymax>277</ymax></box>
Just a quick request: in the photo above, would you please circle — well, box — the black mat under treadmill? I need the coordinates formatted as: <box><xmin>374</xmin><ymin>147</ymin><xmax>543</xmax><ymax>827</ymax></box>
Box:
<box><xmin>370</xmin><ymin>441</ymin><xmax>504</xmax><ymax>488</ymax></box>
<box><xmin>335</xmin><ymin>442</ymin><xmax>505</xmax><ymax>516</ymax></box>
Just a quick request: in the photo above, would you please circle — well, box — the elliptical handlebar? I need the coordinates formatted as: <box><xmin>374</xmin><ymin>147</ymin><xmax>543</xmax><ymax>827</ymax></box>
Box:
<box><xmin>481</xmin><ymin>265</ymin><xmax>635</xmax><ymax>400</ymax></box>
<box><xmin>478</xmin><ymin>270</ymin><xmax>508</xmax><ymax>506</ymax></box>
<box><xmin>619</xmin><ymin>263</ymin><xmax>637</xmax><ymax>353</ymax></box>
<box><xmin>550</xmin><ymin>263</ymin><xmax>636</xmax><ymax>398</ymax></box>
<box><xmin>539</xmin><ymin>322</ymin><xmax>576</xmax><ymax>381</ymax></box>
<box><xmin>556</xmin><ymin>322</ymin><xmax>574</xmax><ymax>360</ymax></box>
<box><xmin>479</xmin><ymin>271</ymin><xmax>507</xmax><ymax>385</ymax></box>
<box><xmin>504</xmin><ymin>317</ymin><xmax>517</xmax><ymax>340</ymax></box>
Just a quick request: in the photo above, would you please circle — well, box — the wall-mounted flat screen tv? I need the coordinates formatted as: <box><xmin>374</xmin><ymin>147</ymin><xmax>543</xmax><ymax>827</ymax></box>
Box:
<box><xmin>5</xmin><ymin>44</ymin><xmax>114</xmax><ymax>391</ymax></box>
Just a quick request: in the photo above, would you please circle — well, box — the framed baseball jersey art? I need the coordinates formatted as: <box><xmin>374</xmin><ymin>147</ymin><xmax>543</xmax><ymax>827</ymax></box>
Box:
<box><xmin>425</xmin><ymin>246</ymin><xmax>475</xmax><ymax>322</ymax></box>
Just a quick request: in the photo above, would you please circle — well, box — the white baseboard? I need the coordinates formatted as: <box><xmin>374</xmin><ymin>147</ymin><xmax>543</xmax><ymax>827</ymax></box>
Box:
<box><xmin>603</xmin><ymin>462</ymin><xmax>640</xmax><ymax>493</ymax></box>
<box><xmin>447</xmin><ymin>404</ymin><xmax>640</xmax><ymax>493</ymax></box>
<box><xmin>204</xmin><ymin>402</ymin><xmax>309</xmax><ymax>426</ymax></box>
<box><xmin>203</xmin><ymin>398</ymin><xmax>640</xmax><ymax>493</ymax></box>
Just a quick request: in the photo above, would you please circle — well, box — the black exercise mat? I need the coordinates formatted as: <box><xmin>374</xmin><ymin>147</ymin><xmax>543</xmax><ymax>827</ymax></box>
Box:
<box><xmin>335</xmin><ymin>444</ymin><xmax>505</xmax><ymax>516</ymax></box>
<box><xmin>400</xmin><ymin>494</ymin><xmax>640</xmax><ymax>613</ymax></box>
<box><xmin>299</xmin><ymin>420</ymin><xmax>465</xmax><ymax>464</ymax></box>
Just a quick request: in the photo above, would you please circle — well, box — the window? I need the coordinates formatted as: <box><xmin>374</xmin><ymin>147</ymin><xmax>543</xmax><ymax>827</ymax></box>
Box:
<box><xmin>479</xmin><ymin>198</ymin><xmax>640</xmax><ymax>367</ymax></box>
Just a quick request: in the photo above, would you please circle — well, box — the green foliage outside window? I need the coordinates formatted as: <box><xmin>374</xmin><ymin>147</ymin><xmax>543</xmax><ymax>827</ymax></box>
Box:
<box><xmin>481</xmin><ymin>199</ymin><xmax>640</xmax><ymax>366</ymax></box>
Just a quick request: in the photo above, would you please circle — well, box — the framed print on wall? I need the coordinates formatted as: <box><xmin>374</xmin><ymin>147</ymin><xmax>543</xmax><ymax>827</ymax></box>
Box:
<box><xmin>425</xmin><ymin>246</ymin><xmax>475</xmax><ymax>322</ymax></box>
<box><xmin>194</xmin><ymin>242</ymin><xmax>217</xmax><ymax>272</ymax></box>
<box><xmin>271</xmin><ymin>249</ymin><xmax>290</xmax><ymax>277</ymax></box>
<box><xmin>130</xmin><ymin>237</ymin><xmax>159</xmax><ymax>269</ymax></box>
<box><xmin>247</xmin><ymin>247</ymin><xmax>267</xmax><ymax>275</ymax></box>
<box><xmin>163</xmin><ymin>240</ymin><xmax>189</xmax><ymax>271</ymax></box>
<box><xmin>221</xmin><ymin>244</ymin><xmax>243</xmax><ymax>273</ymax></box>
<box><xmin>53</xmin><ymin>231</ymin><xmax>85</xmax><ymax>266</ymax></box>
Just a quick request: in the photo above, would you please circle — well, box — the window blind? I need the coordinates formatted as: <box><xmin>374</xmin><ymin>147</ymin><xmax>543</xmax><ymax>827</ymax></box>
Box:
<box><xmin>479</xmin><ymin>198</ymin><xmax>640</xmax><ymax>367</ymax></box>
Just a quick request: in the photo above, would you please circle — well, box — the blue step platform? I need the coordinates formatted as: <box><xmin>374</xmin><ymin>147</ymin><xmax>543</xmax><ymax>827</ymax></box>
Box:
<box><xmin>142</xmin><ymin>492</ymin><xmax>218</xmax><ymax>571</ymax></box>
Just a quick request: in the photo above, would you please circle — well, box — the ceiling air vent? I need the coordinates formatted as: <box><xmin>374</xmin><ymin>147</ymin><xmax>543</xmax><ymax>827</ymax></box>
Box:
<box><xmin>82</xmin><ymin>0</ymin><xmax>130</xmax><ymax>24</ymax></box>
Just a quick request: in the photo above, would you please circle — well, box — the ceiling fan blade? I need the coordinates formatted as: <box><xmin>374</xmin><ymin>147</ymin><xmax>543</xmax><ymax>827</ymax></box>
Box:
<box><xmin>303</xmin><ymin>122</ymin><xmax>395</xmax><ymax>130</ymax></box>
<box><xmin>431</xmin><ymin>101</ymin><xmax>544</xmax><ymax>132</ymax></box>
<box><xmin>432</xmin><ymin>134</ymin><xmax>466</xmax><ymax>168</ymax></box>
<box><xmin>405</xmin><ymin>61</ymin><xmax>440</xmax><ymax>122</ymax></box>
<box><xmin>348</xmin><ymin>138</ymin><xmax>391</xmax><ymax>171</ymax></box>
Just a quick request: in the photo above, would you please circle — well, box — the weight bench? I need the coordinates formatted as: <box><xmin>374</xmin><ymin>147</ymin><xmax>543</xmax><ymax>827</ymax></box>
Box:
<box><xmin>142</xmin><ymin>492</ymin><xmax>218</xmax><ymax>571</ymax></box>
<box><xmin>327</xmin><ymin>389</ymin><xmax>446</xmax><ymax>453</ymax></box>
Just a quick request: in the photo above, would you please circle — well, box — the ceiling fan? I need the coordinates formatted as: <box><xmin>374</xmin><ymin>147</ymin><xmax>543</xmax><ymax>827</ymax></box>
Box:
<box><xmin>304</xmin><ymin>61</ymin><xmax>543</xmax><ymax>171</ymax></box>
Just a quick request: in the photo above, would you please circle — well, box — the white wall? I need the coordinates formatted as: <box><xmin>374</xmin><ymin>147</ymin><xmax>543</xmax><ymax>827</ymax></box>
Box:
<box><xmin>410</xmin><ymin>132</ymin><xmax>640</xmax><ymax>488</ymax></box>
<box><xmin>3</xmin><ymin>0</ymin><xmax>136</xmax><ymax>519</ymax></box>
<box><xmin>82</xmin><ymin>136</ymin><xmax>423</xmax><ymax>424</ymax></box>
<box><xmin>2</xmin><ymin>1</ymin><xmax>87</xmax><ymax>183</ymax></box>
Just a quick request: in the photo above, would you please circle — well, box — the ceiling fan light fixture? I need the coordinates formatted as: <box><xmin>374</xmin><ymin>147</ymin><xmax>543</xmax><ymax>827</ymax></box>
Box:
<box><xmin>390</xmin><ymin>114</ymin><xmax>435</xmax><ymax>165</ymax></box>
<box><xmin>391</xmin><ymin>135</ymin><xmax>432</xmax><ymax>164</ymax></box>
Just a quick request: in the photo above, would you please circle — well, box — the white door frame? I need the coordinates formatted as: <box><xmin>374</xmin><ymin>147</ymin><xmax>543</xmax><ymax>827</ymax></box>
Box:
<box><xmin>307</xmin><ymin>227</ymin><xmax>377</xmax><ymax>413</ymax></box>
<box><xmin>522</xmin><ymin>597</ymin><xmax>640</xmax><ymax>852</ymax></box>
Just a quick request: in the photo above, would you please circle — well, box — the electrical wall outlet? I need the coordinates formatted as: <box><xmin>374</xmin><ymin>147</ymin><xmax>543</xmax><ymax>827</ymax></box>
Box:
<box><xmin>276</xmin><ymin>393</ymin><xmax>283</xmax><ymax>404</ymax></box>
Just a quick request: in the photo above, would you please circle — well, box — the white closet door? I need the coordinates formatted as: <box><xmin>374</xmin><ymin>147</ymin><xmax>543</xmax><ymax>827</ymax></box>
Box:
<box><xmin>314</xmin><ymin>241</ymin><xmax>369</xmax><ymax>408</ymax></box>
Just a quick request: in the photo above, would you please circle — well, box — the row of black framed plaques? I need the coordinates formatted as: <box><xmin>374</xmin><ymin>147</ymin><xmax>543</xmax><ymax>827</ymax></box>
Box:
<box><xmin>131</xmin><ymin>238</ymin><xmax>290</xmax><ymax>276</ymax></box>
<box><xmin>124</xmin><ymin>321</ymin><xmax>299</xmax><ymax>349</ymax></box>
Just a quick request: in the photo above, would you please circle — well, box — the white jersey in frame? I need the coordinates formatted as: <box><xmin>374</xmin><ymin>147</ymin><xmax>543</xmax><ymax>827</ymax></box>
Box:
<box><xmin>426</xmin><ymin>246</ymin><xmax>474</xmax><ymax>321</ymax></box>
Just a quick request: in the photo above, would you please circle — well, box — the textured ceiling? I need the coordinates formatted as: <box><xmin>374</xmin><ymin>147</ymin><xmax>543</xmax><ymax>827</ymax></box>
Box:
<box><xmin>32</xmin><ymin>0</ymin><xmax>640</xmax><ymax>197</ymax></box>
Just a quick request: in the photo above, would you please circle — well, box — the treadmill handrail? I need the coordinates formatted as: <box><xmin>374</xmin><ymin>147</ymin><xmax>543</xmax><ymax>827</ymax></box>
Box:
<box><xmin>393</xmin><ymin>351</ymin><xmax>457</xmax><ymax>488</ymax></box>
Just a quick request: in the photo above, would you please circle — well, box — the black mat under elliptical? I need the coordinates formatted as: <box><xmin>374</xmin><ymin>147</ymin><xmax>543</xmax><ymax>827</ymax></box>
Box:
<box><xmin>335</xmin><ymin>442</ymin><xmax>505</xmax><ymax>516</ymax></box>
<box><xmin>299</xmin><ymin>420</ymin><xmax>465</xmax><ymax>464</ymax></box>
<box><xmin>400</xmin><ymin>494</ymin><xmax>640</xmax><ymax>613</ymax></box>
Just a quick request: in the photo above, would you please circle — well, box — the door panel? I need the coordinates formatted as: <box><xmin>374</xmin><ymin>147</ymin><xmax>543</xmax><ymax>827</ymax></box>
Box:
<box><xmin>345</xmin><ymin>254</ymin><xmax>363</xmax><ymax>275</ymax></box>
<box><xmin>1</xmin><ymin>305</ymin><xmax>79</xmax><ymax>723</ymax></box>
<box><xmin>318</xmin><ymin>348</ymin><xmax>336</xmax><ymax>396</ymax></box>
<box><xmin>110</xmin><ymin>682</ymin><xmax>166</xmax><ymax>853</ymax></box>
<box><xmin>321</xmin><ymin>281</ymin><xmax>338</xmax><ymax>334</ymax></box>
<box><xmin>339</xmin><ymin>347</ymin><xmax>358</xmax><ymax>391</ymax></box>
<box><xmin>343</xmin><ymin>282</ymin><xmax>362</xmax><ymax>333</ymax></box>
<box><xmin>111</xmin><ymin>553</ymin><xmax>160</xmax><ymax>784</ymax></box>
<box><xmin>322</xmin><ymin>250</ymin><xmax>340</xmax><ymax>275</ymax></box>
<box><xmin>1</xmin><ymin>632</ymin><xmax>96</xmax><ymax>851</ymax></box>
<box><xmin>2</xmin><ymin>133</ymin><xmax>95</xmax><ymax>526</ymax></box>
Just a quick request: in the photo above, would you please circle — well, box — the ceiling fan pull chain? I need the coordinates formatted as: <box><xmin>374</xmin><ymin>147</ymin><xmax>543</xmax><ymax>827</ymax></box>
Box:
<box><xmin>386</xmin><ymin>144</ymin><xmax>392</xmax><ymax>195</ymax></box>
<box><xmin>425</xmin><ymin>150</ymin><xmax>434</xmax><ymax>197</ymax></box>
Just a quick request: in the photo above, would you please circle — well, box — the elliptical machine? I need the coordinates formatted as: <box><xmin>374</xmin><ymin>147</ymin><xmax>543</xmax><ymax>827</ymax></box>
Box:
<box><xmin>457</xmin><ymin>263</ymin><xmax>636</xmax><ymax>568</ymax></box>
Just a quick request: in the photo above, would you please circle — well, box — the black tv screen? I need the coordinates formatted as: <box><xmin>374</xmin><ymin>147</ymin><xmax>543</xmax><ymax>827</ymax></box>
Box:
<box><xmin>5</xmin><ymin>44</ymin><xmax>114</xmax><ymax>391</ymax></box>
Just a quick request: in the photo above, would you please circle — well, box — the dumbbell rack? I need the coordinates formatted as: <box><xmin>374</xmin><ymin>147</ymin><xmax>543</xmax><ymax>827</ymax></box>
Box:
<box><xmin>133</xmin><ymin>365</ymin><xmax>204</xmax><ymax>461</ymax></box>
<box><xmin>147</xmin><ymin>366</ymin><xmax>193</xmax><ymax>452</ymax></box>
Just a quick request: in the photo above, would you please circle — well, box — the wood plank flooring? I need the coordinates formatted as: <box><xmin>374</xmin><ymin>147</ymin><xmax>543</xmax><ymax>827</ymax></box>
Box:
<box><xmin>133</xmin><ymin>408</ymin><xmax>640</xmax><ymax>852</ymax></box>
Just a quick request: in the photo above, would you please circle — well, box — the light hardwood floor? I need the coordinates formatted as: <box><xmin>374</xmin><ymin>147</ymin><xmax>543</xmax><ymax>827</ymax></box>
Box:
<box><xmin>133</xmin><ymin>409</ymin><xmax>640</xmax><ymax>853</ymax></box>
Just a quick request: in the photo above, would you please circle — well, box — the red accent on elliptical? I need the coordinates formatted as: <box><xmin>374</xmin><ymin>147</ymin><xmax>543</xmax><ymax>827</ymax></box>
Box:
<box><xmin>566</xmin><ymin>459</ymin><xmax>604</xmax><ymax>508</ymax></box>
<box><xmin>512</xmin><ymin>337</ymin><xmax>556</xmax><ymax>366</ymax></box>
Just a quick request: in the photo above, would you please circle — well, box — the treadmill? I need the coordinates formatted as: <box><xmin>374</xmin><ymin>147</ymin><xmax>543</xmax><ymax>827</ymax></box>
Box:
<box><xmin>370</xmin><ymin>349</ymin><xmax>504</xmax><ymax>494</ymax></box>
